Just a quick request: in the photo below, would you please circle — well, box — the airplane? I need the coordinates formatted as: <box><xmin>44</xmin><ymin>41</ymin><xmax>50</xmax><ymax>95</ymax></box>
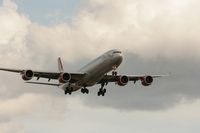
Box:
<box><xmin>0</xmin><ymin>49</ymin><xmax>165</xmax><ymax>96</ymax></box>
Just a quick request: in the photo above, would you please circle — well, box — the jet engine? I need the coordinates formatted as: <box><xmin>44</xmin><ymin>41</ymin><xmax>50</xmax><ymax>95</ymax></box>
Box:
<box><xmin>59</xmin><ymin>73</ymin><xmax>71</xmax><ymax>83</ymax></box>
<box><xmin>141</xmin><ymin>76</ymin><xmax>153</xmax><ymax>86</ymax></box>
<box><xmin>22</xmin><ymin>70</ymin><xmax>34</xmax><ymax>81</ymax></box>
<box><xmin>117</xmin><ymin>75</ymin><xmax>129</xmax><ymax>86</ymax></box>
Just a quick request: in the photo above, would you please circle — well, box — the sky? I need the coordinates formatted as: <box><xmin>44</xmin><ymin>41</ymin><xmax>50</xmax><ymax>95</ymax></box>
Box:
<box><xmin>0</xmin><ymin>0</ymin><xmax>200</xmax><ymax>133</ymax></box>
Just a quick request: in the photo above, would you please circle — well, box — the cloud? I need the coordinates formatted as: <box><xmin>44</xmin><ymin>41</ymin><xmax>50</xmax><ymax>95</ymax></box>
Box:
<box><xmin>0</xmin><ymin>93</ymin><xmax>40</xmax><ymax>133</ymax></box>
<box><xmin>0</xmin><ymin>0</ymin><xmax>199</xmax><ymax>109</ymax></box>
<box><xmin>0</xmin><ymin>92</ymin><xmax>70</xmax><ymax>132</ymax></box>
<box><xmin>0</xmin><ymin>0</ymin><xmax>31</xmax><ymax>67</ymax></box>
<box><xmin>0</xmin><ymin>122</ymin><xmax>23</xmax><ymax>133</ymax></box>
<box><xmin>1</xmin><ymin>0</ymin><xmax>200</xmax><ymax>67</ymax></box>
<box><xmin>0</xmin><ymin>0</ymin><xmax>200</xmax><ymax>132</ymax></box>
<box><xmin>18</xmin><ymin>0</ymin><xmax>200</xmax><ymax>65</ymax></box>
<box><xmin>78</xmin><ymin>0</ymin><xmax>200</xmax><ymax>60</ymax></box>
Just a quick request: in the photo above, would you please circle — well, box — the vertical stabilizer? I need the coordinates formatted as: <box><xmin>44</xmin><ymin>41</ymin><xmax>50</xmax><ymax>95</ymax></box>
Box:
<box><xmin>58</xmin><ymin>57</ymin><xmax>64</xmax><ymax>72</ymax></box>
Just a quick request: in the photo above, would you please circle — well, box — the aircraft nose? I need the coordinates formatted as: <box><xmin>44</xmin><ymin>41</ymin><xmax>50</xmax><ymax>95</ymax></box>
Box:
<box><xmin>119</xmin><ymin>54</ymin><xmax>123</xmax><ymax>62</ymax></box>
<box><xmin>115</xmin><ymin>53</ymin><xmax>123</xmax><ymax>65</ymax></box>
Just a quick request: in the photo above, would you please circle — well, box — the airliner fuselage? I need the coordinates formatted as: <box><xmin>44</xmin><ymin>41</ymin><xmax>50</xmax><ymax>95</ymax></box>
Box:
<box><xmin>61</xmin><ymin>50</ymin><xmax>123</xmax><ymax>92</ymax></box>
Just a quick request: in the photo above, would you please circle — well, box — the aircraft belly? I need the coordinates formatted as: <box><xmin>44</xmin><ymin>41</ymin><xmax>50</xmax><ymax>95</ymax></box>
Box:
<box><xmin>77</xmin><ymin>59</ymin><xmax>113</xmax><ymax>87</ymax></box>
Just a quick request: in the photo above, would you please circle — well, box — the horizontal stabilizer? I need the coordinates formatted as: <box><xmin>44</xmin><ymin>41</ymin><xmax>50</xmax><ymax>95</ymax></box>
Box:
<box><xmin>26</xmin><ymin>82</ymin><xmax>60</xmax><ymax>86</ymax></box>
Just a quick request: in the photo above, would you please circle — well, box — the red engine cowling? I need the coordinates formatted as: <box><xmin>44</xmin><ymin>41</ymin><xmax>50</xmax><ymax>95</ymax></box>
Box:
<box><xmin>22</xmin><ymin>70</ymin><xmax>34</xmax><ymax>81</ymax></box>
<box><xmin>141</xmin><ymin>76</ymin><xmax>153</xmax><ymax>86</ymax></box>
<box><xmin>59</xmin><ymin>73</ymin><xmax>71</xmax><ymax>83</ymax></box>
<box><xmin>117</xmin><ymin>75</ymin><xmax>129</xmax><ymax>86</ymax></box>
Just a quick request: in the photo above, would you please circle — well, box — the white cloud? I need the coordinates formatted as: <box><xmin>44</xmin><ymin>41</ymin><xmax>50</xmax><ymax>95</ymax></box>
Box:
<box><xmin>21</xmin><ymin>0</ymin><xmax>200</xmax><ymax>62</ymax></box>
<box><xmin>2</xmin><ymin>0</ymin><xmax>17</xmax><ymax>10</ymax></box>
<box><xmin>0</xmin><ymin>92</ymin><xmax>69</xmax><ymax>132</ymax></box>
<box><xmin>1</xmin><ymin>0</ymin><xmax>200</xmax><ymax>66</ymax></box>
<box><xmin>0</xmin><ymin>0</ymin><xmax>31</xmax><ymax>67</ymax></box>
<box><xmin>0</xmin><ymin>122</ymin><xmax>23</xmax><ymax>133</ymax></box>
<box><xmin>79</xmin><ymin>0</ymin><xmax>200</xmax><ymax>60</ymax></box>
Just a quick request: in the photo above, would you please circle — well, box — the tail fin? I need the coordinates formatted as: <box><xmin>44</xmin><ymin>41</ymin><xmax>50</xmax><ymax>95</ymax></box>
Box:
<box><xmin>58</xmin><ymin>57</ymin><xmax>64</xmax><ymax>72</ymax></box>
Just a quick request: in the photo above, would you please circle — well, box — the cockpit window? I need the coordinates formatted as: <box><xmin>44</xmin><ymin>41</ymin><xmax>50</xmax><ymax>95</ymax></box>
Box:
<box><xmin>113</xmin><ymin>51</ymin><xmax>122</xmax><ymax>54</ymax></box>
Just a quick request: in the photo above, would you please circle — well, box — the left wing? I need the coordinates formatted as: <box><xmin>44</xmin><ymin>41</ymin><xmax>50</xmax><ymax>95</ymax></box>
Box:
<box><xmin>99</xmin><ymin>74</ymin><xmax>167</xmax><ymax>86</ymax></box>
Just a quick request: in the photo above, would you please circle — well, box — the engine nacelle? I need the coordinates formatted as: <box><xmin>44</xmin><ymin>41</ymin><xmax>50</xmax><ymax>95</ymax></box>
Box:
<box><xmin>141</xmin><ymin>76</ymin><xmax>153</xmax><ymax>86</ymax></box>
<box><xmin>59</xmin><ymin>73</ymin><xmax>71</xmax><ymax>83</ymax></box>
<box><xmin>22</xmin><ymin>70</ymin><xmax>34</xmax><ymax>81</ymax></box>
<box><xmin>117</xmin><ymin>75</ymin><xmax>129</xmax><ymax>86</ymax></box>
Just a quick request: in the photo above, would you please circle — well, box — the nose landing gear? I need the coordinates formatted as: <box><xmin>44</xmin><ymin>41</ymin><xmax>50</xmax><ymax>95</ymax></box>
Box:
<box><xmin>112</xmin><ymin>66</ymin><xmax>118</xmax><ymax>76</ymax></box>
<box><xmin>112</xmin><ymin>71</ymin><xmax>117</xmax><ymax>76</ymax></box>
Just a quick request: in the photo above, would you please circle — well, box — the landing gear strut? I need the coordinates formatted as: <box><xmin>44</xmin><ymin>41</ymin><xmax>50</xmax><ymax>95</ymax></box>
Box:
<box><xmin>81</xmin><ymin>87</ymin><xmax>89</xmax><ymax>94</ymax></box>
<box><xmin>97</xmin><ymin>82</ymin><xmax>107</xmax><ymax>96</ymax></box>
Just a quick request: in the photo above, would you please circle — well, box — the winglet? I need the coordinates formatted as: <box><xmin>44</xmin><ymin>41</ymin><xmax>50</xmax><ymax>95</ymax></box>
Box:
<box><xmin>58</xmin><ymin>57</ymin><xmax>64</xmax><ymax>72</ymax></box>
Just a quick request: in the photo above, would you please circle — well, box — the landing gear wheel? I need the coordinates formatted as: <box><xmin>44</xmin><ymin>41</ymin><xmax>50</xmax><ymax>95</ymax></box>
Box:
<box><xmin>65</xmin><ymin>90</ymin><xmax>72</xmax><ymax>95</ymax></box>
<box><xmin>81</xmin><ymin>88</ymin><xmax>89</xmax><ymax>94</ymax></box>
<box><xmin>112</xmin><ymin>71</ymin><xmax>117</xmax><ymax>76</ymax></box>
<box><xmin>97</xmin><ymin>88</ymin><xmax>106</xmax><ymax>96</ymax></box>
<box><xmin>64</xmin><ymin>87</ymin><xmax>73</xmax><ymax>95</ymax></box>
<box><xmin>81</xmin><ymin>88</ymin><xmax>85</xmax><ymax>93</ymax></box>
<box><xmin>97</xmin><ymin>92</ymin><xmax>100</xmax><ymax>96</ymax></box>
<box><xmin>85</xmin><ymin>89</ymin><xmax>89</xmax><ymax>94</ymax></box>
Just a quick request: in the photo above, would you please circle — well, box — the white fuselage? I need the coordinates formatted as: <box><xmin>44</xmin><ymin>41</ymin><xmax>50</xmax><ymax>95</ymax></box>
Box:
<box><xmin>63</xmin><ymin>50</ymin><xmax>123</xmax><ymax>91</ymax></box>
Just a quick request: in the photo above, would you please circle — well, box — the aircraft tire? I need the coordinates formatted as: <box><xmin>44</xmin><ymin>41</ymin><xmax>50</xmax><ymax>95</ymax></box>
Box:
<box><xmin>81</xmin><ymin>88</ymin><xmax>85</xmax><ymax>93</ymax></box>
<box><xmin>85</xmin><ymin>89</ymin><xmax>89</xmax><ymax>94</ymax></box>
<box><xmin>97</xmin><ymin>92</ymin><xmax>100</xmax><ymax>96</ymax></box>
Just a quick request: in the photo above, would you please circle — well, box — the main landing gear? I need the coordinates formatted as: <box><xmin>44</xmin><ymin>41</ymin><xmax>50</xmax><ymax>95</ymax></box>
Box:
<box><xmin>65</xmin><ymin>87</ymin><xmax>73</xmax><ymax>95</ymax></box>
<box><xmin>81</xmin><ymin>87</ymin><xmax>89</xmax><ymax>94</ymax></box>
<box><xmin>97</xmin><ymin>82</ymin><xmax>107</xmax><ymax>96</ymax></box>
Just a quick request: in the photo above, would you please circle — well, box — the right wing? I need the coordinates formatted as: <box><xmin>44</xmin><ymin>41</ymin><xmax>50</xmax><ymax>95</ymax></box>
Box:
<box><xmin>0</xmin><ymin>57</ymin><xmax>86</xmax><ymax>83</ymax></box>
<box><xmin>0</xmin><ymin>68</ymin><xmax>86</xmax><ymax>83</ymax></box>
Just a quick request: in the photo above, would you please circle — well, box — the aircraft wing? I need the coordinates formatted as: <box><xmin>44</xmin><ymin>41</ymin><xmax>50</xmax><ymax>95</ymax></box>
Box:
<box><xmin>0</xmin><ymin>68</ymin><xmax>86</xmax><ymax>83</ymax></box>
<box><xmin>99</xmin><ymin>74</ymin><xmax>167</xmax><ymax>84</ymax></box>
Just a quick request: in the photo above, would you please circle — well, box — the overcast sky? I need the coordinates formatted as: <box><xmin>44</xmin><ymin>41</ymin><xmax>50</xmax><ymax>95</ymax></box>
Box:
<box><xmin>0</xmin><ymin>0</ymin><xmax>200</xmax><ymax>133</ymax></box>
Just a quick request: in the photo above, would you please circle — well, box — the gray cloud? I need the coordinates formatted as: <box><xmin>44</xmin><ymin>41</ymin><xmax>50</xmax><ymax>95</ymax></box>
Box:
<box><xmin>80</xmin><ymin>53</ymin><xmax>200</xmax><ymax>111</ymax></box>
